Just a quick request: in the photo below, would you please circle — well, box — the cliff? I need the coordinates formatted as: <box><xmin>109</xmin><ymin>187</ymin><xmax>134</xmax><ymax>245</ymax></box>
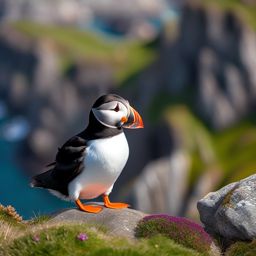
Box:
<box><xmin>1</xmin><ymin>1</ymin><xmax>256</xmax><ymax>220</ymax></box>
<box><xmin>125</xmin><ymin>1</ymin><xmax>256</xmax><ymax>217</ymax></box>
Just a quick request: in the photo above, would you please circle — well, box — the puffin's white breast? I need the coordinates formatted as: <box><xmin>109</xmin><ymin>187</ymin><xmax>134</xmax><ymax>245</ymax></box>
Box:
<box><xmin>68</xmin><ymin>132</ymin><xmax>129</xmax><ymax>200</ymax></box>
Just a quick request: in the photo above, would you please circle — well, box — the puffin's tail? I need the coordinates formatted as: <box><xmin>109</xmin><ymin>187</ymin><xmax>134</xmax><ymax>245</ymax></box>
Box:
<box><xmin>30</xmin><ymin>170</ymin><xmax>53</xmax><ymax>189</ymax></box>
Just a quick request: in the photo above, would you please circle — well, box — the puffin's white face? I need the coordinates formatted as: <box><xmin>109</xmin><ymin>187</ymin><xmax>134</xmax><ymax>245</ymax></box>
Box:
<box><xmin>91</xmin><ymin>95</ymin><xmax>144</xmax><ymax>129</ymax></box>
<box><xmin>92</xmin><ymin>100</ymin><xmax>130</xmax><ymax>129</ymax></box>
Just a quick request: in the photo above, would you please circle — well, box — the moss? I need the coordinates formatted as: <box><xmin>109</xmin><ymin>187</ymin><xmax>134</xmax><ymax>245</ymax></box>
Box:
<box><xmin>225</xmin><ymin>240</ymin><xmax>256</xmax><ymax>256</ymax></box>
<box><xmin>221</xmin><ymin>186</ymin><xmax>238</xmax><ymax>208</ymax></box>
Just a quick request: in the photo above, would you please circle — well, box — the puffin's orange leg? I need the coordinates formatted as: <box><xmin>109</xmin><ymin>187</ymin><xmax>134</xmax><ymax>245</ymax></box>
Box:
<box><xmin>103</xmin><ymin>195</ymin><xmax>130</xmax><ymax>209</ymax></box>
<box><xmin>75</xmin><ymin>199</ymin><xmax>103</xmax><ymax>213</ymax></box>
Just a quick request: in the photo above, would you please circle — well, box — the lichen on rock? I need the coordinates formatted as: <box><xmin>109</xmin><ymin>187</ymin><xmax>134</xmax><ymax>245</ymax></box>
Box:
<box><xmin>197</xmin><ymin>174</ymin><xmax>256</xmax><ymax>242</ymax></box>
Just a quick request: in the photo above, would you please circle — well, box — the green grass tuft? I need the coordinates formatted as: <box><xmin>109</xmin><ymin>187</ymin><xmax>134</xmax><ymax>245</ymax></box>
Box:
<box><xmin>225</xmin><ymin>240</ymin><xmax>256</xmax><ymax>256</ymax></box>
<box><xmin>28</xmin><ymin>215</ymin><xmax>51</xmax><ymax>225</ymax></box>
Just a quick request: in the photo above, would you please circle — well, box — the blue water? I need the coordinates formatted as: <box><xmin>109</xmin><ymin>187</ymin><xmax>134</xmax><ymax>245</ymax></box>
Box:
<box><xmin>0</xmin><ymin>139</ymin><xmax>72</xmax><ymax>219</ymax></box>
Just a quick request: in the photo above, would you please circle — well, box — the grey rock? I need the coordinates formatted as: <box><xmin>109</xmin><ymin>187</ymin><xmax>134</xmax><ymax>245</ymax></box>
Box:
<box><xmin>48</xmin><ymin>207</ymin><xmax>146</xmax><ymax>239</ymax></box>
<box><xmin>132</xmin><ymin>151</ymin><xmax>190</xmax><ymax>215</ymax></box>
<box><xmin>198</xmin><ymin>174</ymin><xmax>256</xmax><ymax>241</ymax></box>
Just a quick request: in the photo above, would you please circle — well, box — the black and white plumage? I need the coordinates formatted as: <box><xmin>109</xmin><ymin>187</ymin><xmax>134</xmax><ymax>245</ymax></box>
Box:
<box><xmin>31</xmin><ymin>94</ymin><xmax>143</xmax><ymax>212</ymax></box>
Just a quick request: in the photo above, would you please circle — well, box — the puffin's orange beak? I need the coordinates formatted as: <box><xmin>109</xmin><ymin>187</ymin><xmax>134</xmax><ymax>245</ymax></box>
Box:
<box><xmin>122</xmin><ymin>106</ymin><xmax>144</xmax><ymax>129</ymax></box>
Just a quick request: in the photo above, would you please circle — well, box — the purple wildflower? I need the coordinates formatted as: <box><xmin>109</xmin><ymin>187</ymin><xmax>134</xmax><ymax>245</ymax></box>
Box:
<box><xmin>77</xmin><ymin>233</ymin><xmax>88</xmax><ymax>241</ymax></box>
<box><xmin>32</xmin><ymin>234</ymin><xmax>40</xmax><ymax>242</ymax></box>
<box><xmin>143</xmin><ymin>214</ymin><xmax>212</xmax><ymax>245</ymax></box>
<box><xmin>136</xmin><ymin>214</ymin><xmax>213</xmax><ymax>253</ymax></box>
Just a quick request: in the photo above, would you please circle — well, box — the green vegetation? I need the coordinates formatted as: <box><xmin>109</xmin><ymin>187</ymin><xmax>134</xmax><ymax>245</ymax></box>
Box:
<box><xmin>1</xmin><ymin>226</ymin><xmax>203</xmax><ymax>256</ymax></box>
<box><xmin>11</xmin><ymin>21</ymin><xmax>157</xmax><ymax>84</ymax></box>
<box><xmin>27</xmin><ymin>214</ymin><xmax>51</xmax><ymax>225</ymax></box>
<box><xmin>203</xmin><ymin>0</ymin><xmax>256</xmax><ymax>30</ymax></box>
<box><xmin>0</xmin><ymin>210</ymin><xmax>206</xmax><ymax>256</ymax></box>
<box><xmin>149</xmin><ymin>91</ymin><xmax>256</xmax><ymax>193</ymax></box>
<box><xmin>164</xmin><ymin>105</ymin><xmax>217</xmax><ymax>187</ymax></box>
<box><xmin>213</xmin><ymin>119</ymin><xmax>256</xmax><ymax>186</ymax></box>
<box><xmin>225</xmin><ymin>240</ymin><xmax>256</xmax><ymax>256</ymax></box>
<box><xmin>135</xmin><ymin>215</ymin><xmax>212</xmax><ymax>255</ymax></box>
<box><xmin>0</xmin><ymin>205</ymin><xmax>205</xmax><ymax>256</ymax></box>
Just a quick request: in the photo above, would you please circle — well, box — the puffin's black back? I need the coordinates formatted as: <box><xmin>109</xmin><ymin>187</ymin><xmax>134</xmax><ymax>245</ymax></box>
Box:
<box><xmin>31</xmin><ymin>136</ymin><xmax>87</xmax><ymax>196</ymax></box>
<box><xmin>79</xmin><ymin>110</ymin><xmax>123</xmax><ymax>140</ymax></box>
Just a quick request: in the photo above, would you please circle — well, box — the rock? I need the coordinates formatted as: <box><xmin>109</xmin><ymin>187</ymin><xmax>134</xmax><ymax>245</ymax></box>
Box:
<box><xmin>131</xmin><ymin>151</ymin><xmax>190</xmax><ymax>215</ymax></box>
<box><xmin>197</xmin><ymin>174</ymin><xmax>256</xmax><ymax>241</ymax></box>
<box><xmin>146</xmin><ymin>2</ymin><xmax>256</xmax><ymax>130</ymax></box>
<box><xmin>48</xmin><ymin>207</ymin><xmax>147</xmax><ymax>239</ymax></box>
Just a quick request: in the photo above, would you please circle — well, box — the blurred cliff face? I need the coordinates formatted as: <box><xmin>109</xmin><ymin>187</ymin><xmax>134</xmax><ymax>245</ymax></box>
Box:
<box><xmin>1</xmin><ymin>0</ymin><xmax>256</xmax><ymax>219</ymax></box>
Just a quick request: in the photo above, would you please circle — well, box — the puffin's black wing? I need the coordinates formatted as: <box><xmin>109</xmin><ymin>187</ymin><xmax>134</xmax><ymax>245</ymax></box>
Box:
<box><xmin>31</xmin><ymin>136</ymin><xmax>87</xmax><ymax>196</ymax></box>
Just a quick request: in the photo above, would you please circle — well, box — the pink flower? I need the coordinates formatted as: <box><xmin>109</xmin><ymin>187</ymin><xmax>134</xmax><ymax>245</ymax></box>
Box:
<box><xmin>136</xmin><ymin>214</ymin><xmax>213</xmax><ymax>253</ymax></box>
<box><xmin>77</xmin><ymin>233</ymin><xmax>88</xmax><ymax>241</ymax></box>
<box><xmin>32</xmin><ymin>234</ymin><xmax>40</xmax><ymax>242</ymax></box>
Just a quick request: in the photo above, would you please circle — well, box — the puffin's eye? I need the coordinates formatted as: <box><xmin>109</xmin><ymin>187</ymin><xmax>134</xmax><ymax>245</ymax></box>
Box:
<box><xmin>112</xmin><ymin>103</ymin><xmax>120</xmax><ymax>112</ymax></box>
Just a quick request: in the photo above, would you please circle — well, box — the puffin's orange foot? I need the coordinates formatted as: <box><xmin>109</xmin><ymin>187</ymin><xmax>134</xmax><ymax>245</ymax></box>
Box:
<box><xmin>75</xmin><ymin>199</ymin><xmax>103</xmax><ymax>213</ymax></box>
<box><xmin>103</xmin><ymin>195</ymin><xmax>130</xmax><ymax>209</ymax></box>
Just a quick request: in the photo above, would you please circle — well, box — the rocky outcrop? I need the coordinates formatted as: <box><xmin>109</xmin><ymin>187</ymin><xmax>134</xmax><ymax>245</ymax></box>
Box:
<box><xmin>135</xmin><ymin>1</ymin><xmax>256</xmax><ymax>130</ymax></box>
<box><xmin>197</xmin><ymin>174</ymin><xmax>256</xmax><ymax>241</ymax></box>
<box><xmin>48</xmin><ymin>207</ymin><xmax>147</xmax><ymax>239</ymax></box>
<box><xmin>182</xmin><ymin>3</ymin><xmax>256</xmax><ymax>130</ymax></box>
<box><xmin>124</xmin><ymin>2</ymin><xmax>256</xmax><ymax>215</ymax></box>
<box><xmin>132</xmin><ymin>151</ymin><xmax>190</xmax><ymax>215</ymax></box>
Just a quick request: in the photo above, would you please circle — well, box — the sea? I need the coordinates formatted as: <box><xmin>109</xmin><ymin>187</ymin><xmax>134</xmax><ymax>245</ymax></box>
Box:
<box><xmin>0</xmin><ymin>104</ymin><xmax>70</xmax><ymax>220</ymax></box>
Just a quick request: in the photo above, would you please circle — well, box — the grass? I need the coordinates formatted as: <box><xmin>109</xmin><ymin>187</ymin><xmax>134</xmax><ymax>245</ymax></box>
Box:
<box><xmin>27</xmin><ymin>215</ymin><xmax>51</xmax><ymax>225</ymax></box>
<box><xmin>11</xmin><ymin>21</ymin><xmax>157</xmax><ymax>84</ymax></box>
<box><xmin>225</xmin><ymin>240</ymin><xmax>256</xmax><ymax>256</ymax></box>
<box><xmin>0</xmin><ymin>205</ymin><xmax>205</xmax><ymax>256</ymax></box>
<box><xmin>0</xmin><ymin>224</ymin><xmax>204</xmax><ymax>256</ymax></box>
<box><xmin>1</xmin><ymin>226</ymin><xmax>203</xmax><ymax>256</ymax></box>
<box><xmin>202</xmin><ymin>0</ymin><xmax>256</xmax><ymax>30</ymax></box>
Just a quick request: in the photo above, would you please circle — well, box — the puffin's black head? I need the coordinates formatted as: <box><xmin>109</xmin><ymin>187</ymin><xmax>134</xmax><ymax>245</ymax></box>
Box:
<box><xmin>91</xmin><ymin>94</ymin><xmax>144</xmax><ymax>129</ymax></box>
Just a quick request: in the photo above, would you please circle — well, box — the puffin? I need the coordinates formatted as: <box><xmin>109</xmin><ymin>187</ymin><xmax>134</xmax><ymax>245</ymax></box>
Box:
<box><xmin>31</xmin><ymin>94</ymin><xmax>144</xmax><ymax>213</ymax></box>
